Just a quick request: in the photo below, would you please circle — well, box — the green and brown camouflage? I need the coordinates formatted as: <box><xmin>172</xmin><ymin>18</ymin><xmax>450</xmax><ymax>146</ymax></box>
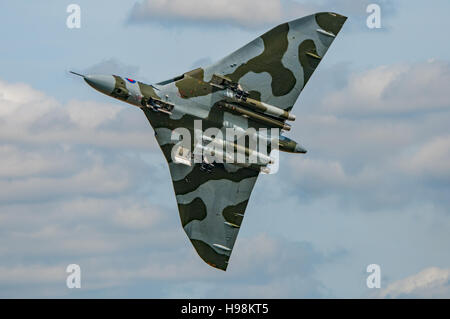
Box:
<box><xmin>73</xmin><ymin>12</ymin><xmax>347</xmax><ymax>271</ymax></box>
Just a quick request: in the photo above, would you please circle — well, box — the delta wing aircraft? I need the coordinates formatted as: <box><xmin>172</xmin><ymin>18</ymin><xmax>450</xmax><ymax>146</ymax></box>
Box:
<box><xmin>72</xmin><ymin>12</ymin><xmax>347</xmax><ymax>270</ymax></box>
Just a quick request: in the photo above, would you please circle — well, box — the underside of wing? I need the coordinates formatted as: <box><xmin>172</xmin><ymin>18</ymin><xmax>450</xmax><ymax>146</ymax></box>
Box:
<box><xmin>203</xmin><ymin>12</ymin><xmax>347</xmax><ymax>111</ymax></box>
<box><xmin>152</xmin><ymin>126</ymin><xmax>259</xmax><ymax>271</ymax></box>
<box><xmin>172</xmin><ymin>162</ymin><xmax>259</xmax><ymax>271</ymax></box>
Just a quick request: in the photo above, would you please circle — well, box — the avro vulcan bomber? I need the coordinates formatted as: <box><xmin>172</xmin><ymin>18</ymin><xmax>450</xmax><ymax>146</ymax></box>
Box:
<box><xmin>72</xmin><ymin>12</ymin><xmax>347</xmax><ymax>270</ymax></box>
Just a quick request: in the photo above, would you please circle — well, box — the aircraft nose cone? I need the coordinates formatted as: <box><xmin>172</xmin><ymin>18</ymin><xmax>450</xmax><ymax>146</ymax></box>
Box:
<box><xmin>84</xmin><ymin>74</ymin><xmax>115</xmax><ymax>95</ymax></box>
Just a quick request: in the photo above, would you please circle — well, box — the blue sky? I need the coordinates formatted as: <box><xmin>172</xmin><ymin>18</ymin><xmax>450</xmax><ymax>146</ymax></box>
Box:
<box><xmin>0</xmin><ymin>0</ymin><xmax>449</xmax><ymax>298</ymax></box>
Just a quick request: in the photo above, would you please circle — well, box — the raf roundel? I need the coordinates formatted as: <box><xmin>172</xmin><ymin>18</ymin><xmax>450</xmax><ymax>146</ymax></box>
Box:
<box><xmin>126</xmin><ymin>78</ymin><xmax>136</xmax><ymax>84</ymax></box>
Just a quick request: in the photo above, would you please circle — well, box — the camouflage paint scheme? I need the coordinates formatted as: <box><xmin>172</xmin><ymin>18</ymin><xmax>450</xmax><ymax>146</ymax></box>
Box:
<box><xmin>77</xmin><ymin>12</ymin><xmax>347</xmax><ymax>270</ymax></box>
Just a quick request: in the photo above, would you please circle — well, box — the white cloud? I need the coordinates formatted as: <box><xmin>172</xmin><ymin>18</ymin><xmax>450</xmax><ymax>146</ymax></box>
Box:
<box><xmin>279</xmin><ymin>60</ymin><xmax>450</xmax><ymax>209</ymax></box>
<box><xmin>129</xmin><ymin>0</ymin><xmax>305</xmax><ymax>28</ymax></box>
<box><xmin>379</xmin><ymin>267</ymin><xmax>450</xmax><ymax>298</ymax></box>
<box><xmin>112</xmin><ymin>205</ymin><xmax>164</xmax><ymax>230</ymax></box>
<box><xmin>66</xmin><ymin>100</ymin><xmax>121</xmax><ymax>129</ymax></box>
<box><xmin>0</xmin><ymin>78</ymin><xmax>155</xmax><ymax>150</ymax></box>
<box><xmin>288</xmin><ymin>158</ymin><xmax>347</xmax><ymax>190</ymax></box>
<box><xmin>402</xmin><ymin>136</ymin><xmax>450</xmax><ymax>181</ymax></box>
<box><xmin>0</xmin><ymin>80</ymin><xmax>58</xmax><ymax>126</ymax></box>
<box><xmin>0</xmin><ymin>145</ymin><xmax>71</xmax><ymax>178</ymax></box>
<box><xmin>0</xmin><ymin>79</ymin><xmax>158</xmax><ymax>210</ymax></box>
<box><xmin>128</xmin><ymin>0</ymin><xmax>396</xmax><ymax>29</ymax></box>
<box><xmin>321</xmin><ymin>61</ymin><xmax>450</xmax><ymax>115</ymax></box>
<box><xmin>0</xmin><ymin>265</ymin><xmax>66</xmax><ymax>285</ymax></box>
<box><xmin>0</xmin><ymin>158</ymin><xmax>137</xmax><ymax>202</ymax></box>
